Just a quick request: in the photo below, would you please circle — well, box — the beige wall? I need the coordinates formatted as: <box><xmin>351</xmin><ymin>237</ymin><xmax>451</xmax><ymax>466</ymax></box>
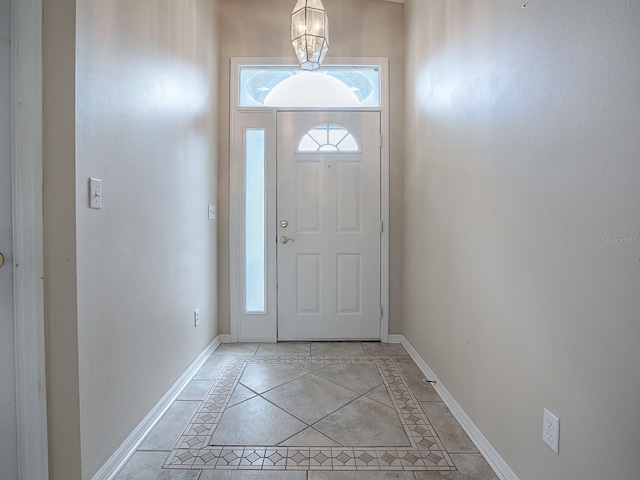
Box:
<box><xmin>43</xmin><ymin>0</ymin><xmax>82</xmax><ymax>477</ymax></box>
<box><xmin>403</xmin><ymin>1</ymin><xmax>640</xmax><ymax>479</ymax></box>
<box><xmin>44</xmin><ymin>0</ymin><xmax>220</xmax><ymax>478</ymax></box>
<box><xmin>217</xmin><ymin>0</ymin><xmax>405</xmax><ymax>335</ymax></box>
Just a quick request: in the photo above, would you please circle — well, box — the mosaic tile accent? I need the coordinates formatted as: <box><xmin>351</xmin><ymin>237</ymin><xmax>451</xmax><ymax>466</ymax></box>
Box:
<box><xmin>164</xmin><ymin>355</ymin><xmax>456</xmax><ymax>472</ymax></box>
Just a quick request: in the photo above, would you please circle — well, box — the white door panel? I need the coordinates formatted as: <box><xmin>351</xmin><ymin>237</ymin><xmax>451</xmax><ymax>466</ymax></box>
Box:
<box><xmin>277</xmin><ymin>111</ymin><xmax>381</xmax><ymax>340</ymax></box>
<box><xmin>0</xmin><ymin>0</ymin><xmax>18</xmax><ymax>476</ymax></box>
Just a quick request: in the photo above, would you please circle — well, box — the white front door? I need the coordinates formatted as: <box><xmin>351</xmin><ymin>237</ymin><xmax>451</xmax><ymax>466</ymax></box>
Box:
<box><xmin>276</xmin><ymin>111</ymin><xmax>381</xmax><ymax>340</ymax></box>
<box><xmin>0</xmin><ymin>0</ymin><xmax>18</xmax><ymax>477</ymax></box>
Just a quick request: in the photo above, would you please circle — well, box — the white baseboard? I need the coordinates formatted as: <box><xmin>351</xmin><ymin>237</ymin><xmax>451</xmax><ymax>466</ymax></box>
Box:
<box><xmin>218</xmin><ymin>334</ymin><xmax>231</xmax><ymax>344</ymax></box>
<box><xmin>92</xmin><ymin>335</ymin><xmax>223</xmax><ymax>480</ymax></box>
<box><xmin>397</xmin><ymin>335</ymin><xmax>521</xmax><ymax>480</ymax></box>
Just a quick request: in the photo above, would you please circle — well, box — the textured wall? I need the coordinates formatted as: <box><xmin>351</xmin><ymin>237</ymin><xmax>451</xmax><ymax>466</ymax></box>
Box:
<box><xmin>217</xmin><ymin>0</ymin><xmax>405</xmax><ymax>336</ymax></box>
<box><xmin>403</xmin><ymin>1</ymin><xmax>640</xmax><ymax>479</ymax></box>
<box><xmin>75</xmin><ymin>0</ymin><xmax>219</xmax><ymax>477</ymax></box>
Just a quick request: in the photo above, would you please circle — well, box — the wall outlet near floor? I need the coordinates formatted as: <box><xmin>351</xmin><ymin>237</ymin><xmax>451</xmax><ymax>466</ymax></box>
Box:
<box><xmin>543</xmin><ymin>408</ymin><xmax>560</xmax><ymax>453</ymax></box>
<box><xmin>194</xmin><ymin>309</ymin><xmax>200</xmax><ymax>327</ymax></box>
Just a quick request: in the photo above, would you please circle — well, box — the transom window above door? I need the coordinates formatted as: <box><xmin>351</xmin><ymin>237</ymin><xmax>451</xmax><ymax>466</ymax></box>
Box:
<box><xmin>298</xmin><ymin>123</ymin><xmax>360</xmax><ymax>152</ymax></box>
<box><xmin>239</xmin><ymin>65</ymin><xmax>381</xmax><ymax>108</ymax></box>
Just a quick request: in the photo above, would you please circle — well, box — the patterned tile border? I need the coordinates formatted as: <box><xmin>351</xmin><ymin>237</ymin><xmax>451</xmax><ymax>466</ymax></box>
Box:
<box><xmin>164</xmin><ymin>355</ymin><xmax>456</xmax><ymax>472</ymax></box>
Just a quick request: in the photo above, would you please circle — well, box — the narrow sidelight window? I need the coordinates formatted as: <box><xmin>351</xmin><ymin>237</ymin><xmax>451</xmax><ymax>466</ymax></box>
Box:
<box><xmin>244</xmin><ymin>129</ymin><xmax>266</xmax><ymax>313</ymax></box>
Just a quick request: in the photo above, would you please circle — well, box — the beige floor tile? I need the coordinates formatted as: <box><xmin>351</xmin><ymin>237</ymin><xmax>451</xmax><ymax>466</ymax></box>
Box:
<box><xmin>209</xmin><ymin>396</ymin><xmax>307</xmax><ymax>446</ymax></box>
<box><xmin>364</xmin><ymin>384</ymin><xmax>394</xmax><ymax>408</ymax></box>
<box><xmin>139</xmin><ymin>401</ymin><xmax>199</xmax><ymax>451</ymax></box>
<box><xmin>362</xmin><ymin>342</ymin><xmax>408</xmax><ymax>356</ymax></box>
<box><xmin>314</xmin><ymin>397</ymin><xmax>410</xmax><ymax>447</ymax></box>
<box><xmin>114</xmin><ymin>452</ymin><xmax>200</xmax><ymax>479</ymax></box>
<box><xmin>408</xmin><ymin>381</ymin><xmax>441</xmax><ymax>402</ymax></box>
<box><xmin>311</xmin><ymin>342</ymin><xmax>366</xmax><ymax>356</ymax></box>
<box><xmin>129</xmin><ymin>342</ymin><xmax>496</xmax><ymax>479</ymax></box>
<box><xmin>176</xmin><ymin>380</ymin><xmax>213</xmax><ymax>401</ymax></box>
<box><xmin>451</xmin><ymin>454</ymin><xmax>499</xmax><ymax>479</ymax></box>
<box><xmin>313</xmin><ymin>364</ymin><xmax>383</xmax><ymax>394</ymax></box>
<box><xmin>256</xmin><ymin>342</ymin><xmax>311</xmax><ymax>356</ymax></box>
<box><xmin>413</xmin><ymin>471</ymin><xmax>467</xmax><ymax>479</ymax></box>
<box><xmin>227</xmin><ymin>383</ymin><xmax>256</xmax><ymax>407</ymax></box>
<box><xmin>393</xmin><ymin>356</ymin><xmax>426</xmax><ymax>381</ymax></box>
<box><xmin>263</xmin><ymin>374</ymin><xmax>359</xmax><ymax>424</ymax></box>
<box><xmin>239</xmin><ymin>363</ymin><xmax>307</xmax><ymax>394</ymax></box>
<box><xmin>213</xmin><ymin>343</ymin><xmax>260</xmax><ymax>355</ymax></box>
<box><xmin>309</xmin><ymin>472</ymin><xmax>416</xmax><ymax>479</ymax></box>
<box><xmin>413</xmin><ymin>453</ymin><xmax>498</xmax><ymax>479</ymax></box>
<box><xmin>419</xmin><ymin>402</ymin><xmax>478</xmax><ymax>454</ymax></box>
<box><xmin>199</xmin><ymin>471</ymin><xmax>306</xmax><ymax>480</ymax></box>
<box><xmin>193</xmin><ymin>355</ymin><xmax>229</xmax><ymax>381</ymax></box>
<box><xmin>280</xmin><ymin>427</ymin><xmax>341</xmax><ymax>447</ymax></box>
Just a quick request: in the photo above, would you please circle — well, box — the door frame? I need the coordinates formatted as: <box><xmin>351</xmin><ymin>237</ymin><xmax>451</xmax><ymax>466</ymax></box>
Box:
<box><xmin>229</xmin><ymin>57</ymin><xmax>390</xmax><ymax>343</ymax></box>
<box><xmin>11</xmin><ymin>0</ymin><xmax>49</xmax><ymax>478</ymax></box>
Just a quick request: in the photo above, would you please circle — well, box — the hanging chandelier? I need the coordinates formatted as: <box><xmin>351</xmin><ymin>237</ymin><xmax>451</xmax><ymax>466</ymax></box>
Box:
<box><xmin>291</xmin><ymin>0</ymin><xmax>329</xmax><ymax>71</ymax></box>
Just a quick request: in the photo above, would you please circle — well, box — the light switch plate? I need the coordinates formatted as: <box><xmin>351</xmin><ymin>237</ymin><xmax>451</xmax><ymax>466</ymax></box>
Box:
<box><xmin>89</xmin><ymin>178</ymin><xmax>102</xmax><ymax>209</ymax></box>
<box><xmin>208</xmin><ymin>205</ymin><xmax>216</xmax><ymax>220</ymax></box>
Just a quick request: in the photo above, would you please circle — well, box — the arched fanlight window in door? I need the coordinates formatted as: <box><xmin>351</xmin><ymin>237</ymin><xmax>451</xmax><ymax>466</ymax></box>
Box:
<box><xmin>297</xmin><ymin>123</ymin><xmax>360</xmax><ymax>152</ymax></box>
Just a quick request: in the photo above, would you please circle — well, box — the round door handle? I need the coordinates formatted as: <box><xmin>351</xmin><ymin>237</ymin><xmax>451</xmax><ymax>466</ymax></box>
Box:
<box><xmin>280</xmin><ymin>236</ymin><xmax>295</xmax><ymax>244</ymax></box>
<box><xmin>0</xmin><ymin>252</ymin><xmax>4</xmax><ymax>268</ymax></box>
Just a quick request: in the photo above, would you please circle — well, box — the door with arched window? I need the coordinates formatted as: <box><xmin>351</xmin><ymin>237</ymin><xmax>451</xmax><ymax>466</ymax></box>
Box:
<box><xmin>276</xmin><ymin>111</ymin><xmax>381</xmax><ymax>340</ymax></box>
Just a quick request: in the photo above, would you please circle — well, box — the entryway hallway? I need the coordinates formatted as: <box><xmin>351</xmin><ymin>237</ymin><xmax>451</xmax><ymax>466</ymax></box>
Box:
<box><xmin>115</xmin><ymin>342</ymin><xmax>498</xmax><ymax>479</ymax></box>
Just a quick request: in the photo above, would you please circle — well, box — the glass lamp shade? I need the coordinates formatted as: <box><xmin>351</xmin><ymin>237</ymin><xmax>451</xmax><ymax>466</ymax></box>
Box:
<box><xmin>291</xmin><ymin>0</ymin><xmax>329</xmax><ymax>71</ymax></box>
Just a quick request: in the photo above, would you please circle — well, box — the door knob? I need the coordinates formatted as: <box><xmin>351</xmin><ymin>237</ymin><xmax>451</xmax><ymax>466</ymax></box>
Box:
<box><xmin>279</xmin><ymin>220</ymin><xmax>288</xmax><ymax>228</ymax></box>
<box><xmin>280</xmin><ymin>236</ymin><xmax>295</xmax><ymax>244</ymax></box>
<box><xmin>0</xmin><ymin>252</ymin><xmax>4</xmax><ymax>268</ymax></box>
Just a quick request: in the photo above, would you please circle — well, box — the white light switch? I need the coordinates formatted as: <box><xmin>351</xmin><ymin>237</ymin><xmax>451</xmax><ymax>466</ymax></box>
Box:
<box><xmin>208</xmin><ymin>205</ymin><xmax>216</xmax><ymax>220</ymax></box>
<box><xmin>89</xmin><ymin>178</ymin><xmax>102</xmax><ymax>209</ymax></box>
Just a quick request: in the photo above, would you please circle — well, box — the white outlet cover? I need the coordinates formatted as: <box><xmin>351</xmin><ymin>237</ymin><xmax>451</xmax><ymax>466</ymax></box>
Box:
<box><xmin>543</xmin><ymin>408</ymin><xmax>560</xmax><ymax>453</ymax></box>
<box><xmin>194</xmin><ymin>309</ymin><xmax>200</xmax><ymax>327</ymax></box>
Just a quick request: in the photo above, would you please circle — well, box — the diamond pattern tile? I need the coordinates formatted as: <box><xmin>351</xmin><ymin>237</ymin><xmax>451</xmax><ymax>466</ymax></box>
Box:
<box><xmin>163</xmin><ymin>348</ymin><xmax>458</xmax><ymax>473</ymax></box>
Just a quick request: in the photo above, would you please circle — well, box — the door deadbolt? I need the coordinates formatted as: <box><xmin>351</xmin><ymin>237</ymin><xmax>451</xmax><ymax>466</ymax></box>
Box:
<box><xmin>280</xmin><ymin>220</ymin><xmax>288</xmax><ymax>228</ymax></box>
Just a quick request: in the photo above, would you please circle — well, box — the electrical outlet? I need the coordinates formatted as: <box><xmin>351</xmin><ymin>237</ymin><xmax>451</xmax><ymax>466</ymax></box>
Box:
<box><xmin>543</xmin><ymin>408</ymin><xmax>560</xmax><ymax>453</ymax></box>
<box><xmin>194</xmin><ymin>309</ymin><xmax>200</xmax><ymax>327</ymax></box>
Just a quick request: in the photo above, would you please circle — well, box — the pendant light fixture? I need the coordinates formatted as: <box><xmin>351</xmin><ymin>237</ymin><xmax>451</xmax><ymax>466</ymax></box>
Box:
<box><xmin>291</xmin><ymin>0</ymin><xmax>329</xmax><ymax>71</ymax></box>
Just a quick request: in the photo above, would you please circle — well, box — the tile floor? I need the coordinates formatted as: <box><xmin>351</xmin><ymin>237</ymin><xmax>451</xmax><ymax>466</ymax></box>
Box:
<box><xmin>116</xmin><ymin>342</ymin><xmax>498</xmax><ymax>480</ymax></box>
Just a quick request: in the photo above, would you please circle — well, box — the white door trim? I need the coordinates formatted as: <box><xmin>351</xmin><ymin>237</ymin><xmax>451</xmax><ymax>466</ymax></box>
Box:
<box><xmin>11</xmin><ymin>0</ymin><xmax>49</xmax><ymax>479</ymax></box>
<box><xmin>229</xmin><ymin>110</ymin><xmax>278</xmax><ymax>343</ymax></box>
<box><xmin>229</xmin><ymin>57</ymin><xmax>390</xmax><ymax>343</ymax></box>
